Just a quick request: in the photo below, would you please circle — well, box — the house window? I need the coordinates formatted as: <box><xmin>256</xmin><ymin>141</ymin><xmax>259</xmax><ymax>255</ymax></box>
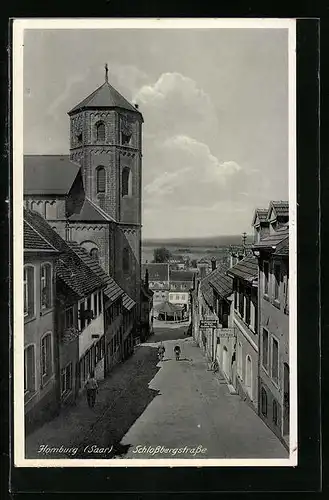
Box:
<box><xmin>273</xmin><ymin>399</ymin><xmax>278</xmax><ymax>426</ymax></box>
<box><xmin>96</xmin><ymin>166</ymin><xmax>106</xmax><ymax>193</ymax></box>
<box><xmin>245</xmin><ymin>291</ymin><xmax>251</xmax><ymax>326</ymax></box>
<box><xmin>121</xmin><ymin>132</ymin><xmax>131</xmax><ymax>145</ymax></box>
<box><xmin>61</xmin><ymin>363</ymin><xmax>72</xmax><ymax>396</ymax></box>
<box><xmin>64</xmin><ymin>306</ymin><xmax>74</xmax><ymax>329</ymax></box>
<box><xmin>271</xmin><ymin>337</ymin><xmax>279</xmax><ymax>384</ymax></box>
<box><xmin>40</xmin><ymin>263</ymin><xmax>52</xmax><ymax>310</ymax></box>
<box><xmin>262</xmin><ymin>328</ymin><xmax>269</xmax><ymax>370</ymax></box>
<box><xmin>79</xmin><ymin>301</ymin><xmax>85</xmax><ymax>331</ymax></box>
<box><xmin>122</xmin><ymin>167</ymin><xmax>131</xmax><ymax>196</ymax></box>
<box><xmin>263</xmin><ymin>261</ymin><xmax>269</xmax><ymax>295</ymax></box>
<box><xmin>234</xmin><ymin>280</ymin><xmax>238</xmax><ymax>310</ymax></box>
<box><xmin>176</xmin><ymin>295</ymin><xmax>180</xmax><ymax>300</ymax></box>
<box><xmin>93</xmin><ymin>292</ymin><xmax>98</xmax><ymax>317</ymax></box>
<box><xmin>122</xmin><ymin>247</ymin><xmax>130</xmax><ymax>273</ymax></box>
<box><xmin>99</xmin><ymin>291</ymin><xmax>102</xmax><ymax>315</ymax></box>
<box><xmin>24</xmin><ymin>345</ymin><xmax>35</xmax><ymax>395</ymax></box>
<box><xmin>41</xmin><ymin>333</ymin><xmax>52</xmax><ymax>383</ymax></box>
<box><xmin>86</xmin><ymin>296</ymin><xmax>92</xmax><ymax>325</ymax></box>
<box><xmin>96</xmin><ymin>122</ymin><xmax>105</xmax><ymax>142</ymax></box>
<box><xmin>261</xmin><ymin>387</ymin><xmax>268</xmax><ymax>416</ymax></box>
<box><xmin>90</xmin><ymin>248</ymin><xmax>99</xmax><ymax>261</ymax></box>
<box><xmin>24</xmin><ymin>265</ymin><xmax>35</xmax><ymax>318</ymax></box>
<box><xmin>274</xmin><ymin>263</ymin><xmax>281</xmax><ymax>301</ymax></box>
<box><xmin>238</xmin><ymin>282</ymin><xmax>244</xmax><ymax>317</ymax></box>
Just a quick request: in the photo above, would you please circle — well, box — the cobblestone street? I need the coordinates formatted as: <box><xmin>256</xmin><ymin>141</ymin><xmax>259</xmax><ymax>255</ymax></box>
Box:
<box><xmin>25</xmin><ymin>324</ymin><xmax>288</xmax><ymax>460</ymax></box>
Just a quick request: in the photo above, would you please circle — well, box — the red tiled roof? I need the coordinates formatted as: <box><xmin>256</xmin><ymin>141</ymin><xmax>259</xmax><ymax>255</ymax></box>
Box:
<box><xmin>68</xmin><ymin>81</ymin><xmax>142</xmax><ymax>117</ymax></box>
<box><xmin>67</xmin><ymin>241</ymin><xmax>125</xmax><ymax>304</ymax></box>
<box><xmin>200</xmin><ymin>263</ymin><xmax>231</xmax><ymax>305</ymax></box>
<box><xmin>169</xmin><ymin>270</ymin><xmax>196</xmax><ymax>282</ymax></box>
<box><xmin>24</xmin><ymin>220</ymin><xmax>58</xmax><ymax>252</ymax></box>
<box><xmin>253</xmin><ymin>226</ymin><xmax>289</xmax><ymax>250</ymax></box>
<box><xmin>24</xmin><ymin>155</ymin><xmax>79</xmax><ymax>195</ymax></box>
<box><xmin>122</xmin><ymin>293</ymin><xmax>135</xmax><ymax>311</ymax></box>
<box><xmin>268</xmin><ymin>200</ymin><xmax>289</xmax><ymax>219</ymax></box>
<box><xmin>142</xmin><ymin>263</ymin><xmax>169</xmax><ymax>282</ymax></box>
<box><xmin>227</xmin><ymin>255</ymin><xmax>258</xmax><ymax>283</ymax></box>
<box><xmin>274</xmin><ymin>237</ymin><xmax>289</xmax><ymax>256</ymax></box>
<box><xmin>24</xmin><ymin>209</ymin><xmax>104</xmax><ymax>297</ymax></box>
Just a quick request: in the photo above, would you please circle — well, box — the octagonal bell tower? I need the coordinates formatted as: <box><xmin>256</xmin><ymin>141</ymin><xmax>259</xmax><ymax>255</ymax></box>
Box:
<box><xmin>68</xmin><ymin>64</ymin><xmax>143</xmax><ymax>227</ymax></box>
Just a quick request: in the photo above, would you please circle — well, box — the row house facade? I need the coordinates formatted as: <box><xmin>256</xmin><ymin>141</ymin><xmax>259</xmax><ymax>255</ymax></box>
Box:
<box><xmin>142</xmin><ymin>263</ymin><xmax>170</xmax><ymax>307</ymax></box>
<box><xmin>24</xmin><ymin>209</ymin><xmax>108</xmax><ymax>433</ymax></box>
<box><xmin>190</xmin><ymin>200</ymin><xmax>290</xmax><ymax>448</ymax></box>
<box><xmin>190</xmin><ymin>262</ymin><xmax>234</xmax><ymax>381</ymax></box>
<box><xmin>253</xmin><ymin>226</ymin><xmax>289</xmax><ymax>444</ymax></box>
<box><xmin>227</xmin><ymin>256</ymin><xmax>259</xmax><ymax>410</ymax></box>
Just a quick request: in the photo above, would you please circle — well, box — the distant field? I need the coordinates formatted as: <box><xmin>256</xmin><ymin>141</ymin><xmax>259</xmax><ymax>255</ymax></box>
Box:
<box><xmin>142</xmin><ymin>245</ymin><xmax>231</xmax><ymax>264</ymax></box>
<box><xmin>141</xmin><ymin>235</ymin><xmax>252</xmax><ymax>264</ymax></box>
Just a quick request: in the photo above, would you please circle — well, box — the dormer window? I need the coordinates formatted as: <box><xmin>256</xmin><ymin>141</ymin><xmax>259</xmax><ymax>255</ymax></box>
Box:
<box><xmin>121</xmin><ymin>132</ymin><xmax>131</xmax><ymax>146</ymax></box>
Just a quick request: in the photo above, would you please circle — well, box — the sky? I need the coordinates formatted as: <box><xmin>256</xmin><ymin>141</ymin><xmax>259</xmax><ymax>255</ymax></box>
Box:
<box><xmin>23</xmin><ymin>27</ymin><xmax>290</xmax><ymax>239</ymax></box>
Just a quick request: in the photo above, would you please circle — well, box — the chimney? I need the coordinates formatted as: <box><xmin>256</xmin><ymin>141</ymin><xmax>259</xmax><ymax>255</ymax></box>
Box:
<box><xmin>211</xmin><ymin>258</ymin><xmax>216</xmax><ymax>271</ymax></box>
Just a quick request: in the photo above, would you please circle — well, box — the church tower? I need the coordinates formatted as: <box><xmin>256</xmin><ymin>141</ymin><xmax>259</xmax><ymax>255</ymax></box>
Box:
<box><xmin>68</xmin><ymin>65</ymin><xmax>143</xmax><ymax>302</ymax></box>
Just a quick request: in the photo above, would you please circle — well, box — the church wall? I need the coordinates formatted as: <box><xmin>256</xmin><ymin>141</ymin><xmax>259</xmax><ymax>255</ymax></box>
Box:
<box><xmin>69</xmin><ymin>223</ymin><xmax>110</xmax><ymax>275</ymax></box>
<box><xmin>119</xmin><ymin>151</ymin><xmax>141</xmax><ymax>224</ymax></box>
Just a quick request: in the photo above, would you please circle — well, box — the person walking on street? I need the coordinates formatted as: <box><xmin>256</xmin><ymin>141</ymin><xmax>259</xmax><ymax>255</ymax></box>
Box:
<box><xmin>157</xmin><ymin>342</ymin><xmax>165</xmax><ymax>361</ymax></box>
<box><xmin>85</xmin><ymin>370</ymin><xmax>99</xmax><ymax>408</ymax></box>
<box><xmin>174</xmin><ymin>344</ymin><xmax>181</xmax><ymax>361</ymax></box>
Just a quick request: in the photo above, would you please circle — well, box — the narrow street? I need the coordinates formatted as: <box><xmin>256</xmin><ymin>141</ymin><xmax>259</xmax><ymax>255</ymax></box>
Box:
<box><xmin>26</xmin><ymin>323</ymin><xmax>287</xmax><ymax>460</ymax></box>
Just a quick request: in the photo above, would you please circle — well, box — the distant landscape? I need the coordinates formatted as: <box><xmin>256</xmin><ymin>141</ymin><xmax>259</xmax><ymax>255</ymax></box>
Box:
<box><xmin>142</xmin><ymin>234</ymin><xmax>253</xmax><ymax>264</ymax></box>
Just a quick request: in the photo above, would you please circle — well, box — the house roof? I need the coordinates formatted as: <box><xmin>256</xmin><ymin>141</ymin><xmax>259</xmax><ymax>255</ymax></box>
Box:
<box><xmin>154</xmin><ymin>300</ymin><xmax>183</xmax><ymax>314</ymax></box>
<box><xmin>24</xmin><ymin>209</ymin><xmax>104</xmax><ymax>297</ymax></box>
<box><xmin>169</xmin><ymin>270</ymin><xmax>195</xmax><ymax>282</ymax></box>
<box><xmin>268</xmin><ymin>200</ymin><xmax>289</xmax><ymax>219</ymax></box>
<box><xmin>252</xmin><ymin>208</ymin><xmax>269</xmax><ymax>226</ymax></box>
<box><xmin>24</xmin><ymin>155</ymin><xmax>80</xmax><ymax>195</ymax></box>
<box><xmin>253</xmin><ymin>226</ymin><xmax>289</xmax><ymax>250</ymax></box>
<box><xmin>142</xmin><ymin>263</ymin><xmax>169</xmax><ymax>282</ymax></box>
<box><xmin>209</xmin><ymin>268</ymin><xmax>233</xmax><ymax>298</ymax></box>
<box><xmin>67</xmin><ymin>241</ymin><xmax>125</xmax><ymax>304</ymax></box>
<box><xmin>274</xmin><ymin>237</ymin><xmax>289</xmax><ymax>256</ymax></box>
<box><xmin>68</xmin><ymin>81</ymin><xmax>143</xmax><ymax>119</ymax></box>
<box><xmin>122</xmin><ymin>293</ymin><xmax>136</xmax><ymax>311</ymax></box>
<box><xmin>200</xmin><ymin>263</ymin><xmax>231</xmax><ymax>305</ymax></box>
<box><xmin>227</xmin><ymin>255</ymin><xmax>258</xmax><ymax>283</ymax></box>
<box><xmin>68</xmin><ymin>197</ymin><xmax>115</xmax><ymax>222</ymax></box>
<box><xmin>24</xmin><ymin>220</ymin><xmax>58</xmax><ymax>252</ymax></box>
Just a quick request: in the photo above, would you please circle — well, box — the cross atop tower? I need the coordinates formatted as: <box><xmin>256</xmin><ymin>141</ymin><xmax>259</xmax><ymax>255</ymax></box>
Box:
<box><xmin>105</xmin><ymin>63</ymin><xmax>109</xmax><ymax>83</ymax></box>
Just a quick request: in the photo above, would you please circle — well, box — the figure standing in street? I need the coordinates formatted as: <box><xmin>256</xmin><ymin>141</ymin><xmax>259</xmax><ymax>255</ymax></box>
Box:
<box><xmin>157</xmin><ymin>342</ymin><xmax>165</xmax><ymax>361</ymax></box>
<box><xmin>85</xmin><ymin>370</ymin><xmax>99</xmax><ymax>408</ymax></box>
<box><xmin>174</xmin><ymin>344</ymin><xmax>181</xmax><ymax>361</ymax></box>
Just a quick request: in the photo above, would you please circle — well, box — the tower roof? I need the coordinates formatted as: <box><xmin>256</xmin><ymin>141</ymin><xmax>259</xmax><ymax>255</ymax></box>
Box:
<box><xmin>68</xmin><ymin>80</ymin><xmax>143</xmax><ymax>118</ymax></box>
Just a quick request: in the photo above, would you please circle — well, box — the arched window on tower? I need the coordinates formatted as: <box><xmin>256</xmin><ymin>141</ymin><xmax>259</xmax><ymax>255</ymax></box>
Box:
<box><xmin>90</xmin><ymin>248</ymin><xmax>99</xmax><ymax>262</ymax></box>
<box><xmin>122</xmin><ymin>167</ymin><xmax>132</xmax><ymax>197</ymax></box>
<box><xmin>122</xmin><ymin>247</ymin><xmax>130</xmax><ymax>273</ymax></box>
<box><xmin>96</xmin><ymin>122</ymin><xmax>105</xmax><ymax>142</ymax></box>
<box><xmin>96</xmin><ymin>166</ymin><xmax>106</xmax><ymax>193</ymax></box>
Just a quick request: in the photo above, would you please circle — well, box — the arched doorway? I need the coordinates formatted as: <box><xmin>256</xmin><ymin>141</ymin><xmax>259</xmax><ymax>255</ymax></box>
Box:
<box><xmin>245</xmin><ymin>355</ymin><xmax>253</xmax><ymax>399</ymax></box>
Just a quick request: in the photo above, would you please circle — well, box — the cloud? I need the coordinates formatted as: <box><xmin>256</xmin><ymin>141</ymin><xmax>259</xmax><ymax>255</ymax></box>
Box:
<box><xmin>135</xmin><ymin>72</ymin><xmax>219</xmax><ymax>147</ymax></box>
<box><xmin>143</xmin><ymin>134</ymin><xmax>243</xmax><ymax>211</ymax></box>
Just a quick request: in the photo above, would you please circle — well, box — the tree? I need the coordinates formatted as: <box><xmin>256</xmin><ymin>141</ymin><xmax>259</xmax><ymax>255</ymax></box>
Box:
<box><xmin>153</xmin><ymin>247</ymin><xmax>171</xmax><ymax>263</ymax></box>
